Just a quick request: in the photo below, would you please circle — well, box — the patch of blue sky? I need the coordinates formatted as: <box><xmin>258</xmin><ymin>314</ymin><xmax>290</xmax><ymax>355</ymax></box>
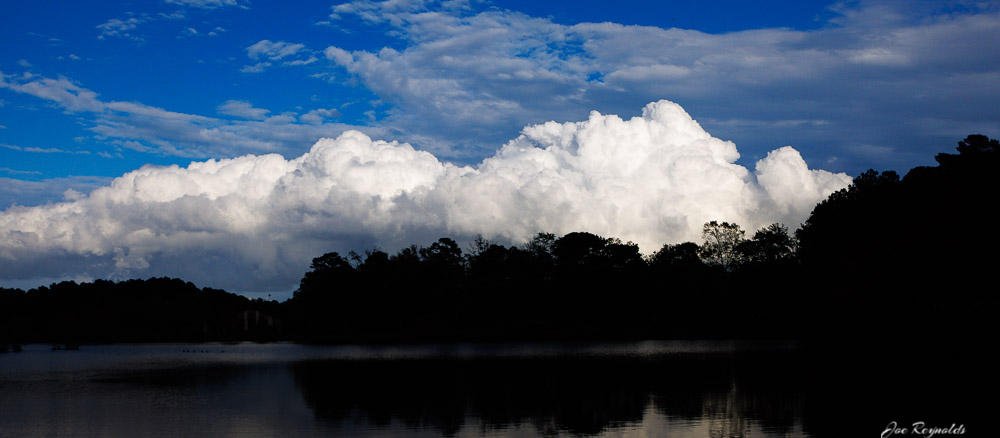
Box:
<box><xmin>490</xmin><ymin>0</ymin><xmax>838</xmax><ymax>32</ymax></box>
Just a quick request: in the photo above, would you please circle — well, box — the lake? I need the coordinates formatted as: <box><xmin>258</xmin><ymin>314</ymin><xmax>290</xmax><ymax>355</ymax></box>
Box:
<box><xmin>0</xmin><ymin>341</ymin><xmax>828</xmax><ymax>437</ymax></box>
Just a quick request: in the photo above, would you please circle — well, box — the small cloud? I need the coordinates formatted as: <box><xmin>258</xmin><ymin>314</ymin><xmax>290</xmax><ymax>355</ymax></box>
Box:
<box><xmin>2</xmin><ymin>143</ymin><xmax>89</xmax><ymax>155</ymax></box>
<box><xmin>18</xmin><ymin>59</ymin><xmax>32</xmax><ymax>67</ymax></box>
<box><xmin>846</xmin><ymin>48</ymin><xmax>910</xmax><ymax>66</ymax></box>
<box><xmin>264</xmin><ymin>112</ymin><xmax>298</xmax><ymax>124</ymax></box>
<box><xmin>0</xmin><ymin>167</ymin><xmax>42</xmax><ymax>176</ymax></box>
<box><xmin>62</xmin><ymin>189</ymin><xmax>85</xmax><ymax>201</ymax></box>
<box><xmin>300</xmin><ymin>108</ymin><xmax>342</xmax><ymax>124</ymax></box>
<box><xmin>29</xmin><ymin>147</ymin><xmax>90</xmax><ymax>155</ymax></box>
<box><xmin>96</xmin><ymin>16</ymin><xmax>149</xmax><ymax>41</ymax></box>
<box><xmin>241</xmin><ymin>41</ymin><xmax>315</xmax><ymax>72</ymax></box>
<box><xmin>69</xmin><ymin>54</ymin><xmax>81</xmax><ymax>60</ymax></box>
<box><xmin>163</xmin><ymin>0</ymin><xmax>242</xmax><ymax>9</ymax></box>
<box><xmin>707</xmin><ymin>118</ymin><xmax>831</xmax><ymax>128</ymax></box>
<box><xmin>323</xmin><ymin>46</ymin><xmax>353</xmax><ymax>65</ymax></box>
<box><xmin>186</xmin><ymin>27</ymin><xmax>198</xmax><ymax>35</ymax></box>
<box><xmin>27</xmin><ymin>32</ymin><xmax>65</xmax><ymax>45</ymax></box>
<box><xmin>847</xmin><ymin>144</ymin><xmax>894</xmax><ymax>158</ymax></box>
<box><xmin>159</xmin><ymin>11</ymin><xmax>186</xmax><ymax>20</ymax></box>
<box><xmin>109</xmin><ymin>139</ymin><xmax>156</xmax><ymax>154</ymax></box>
<box><xmin>605</xmin><ymin>64</ymin><xmax>691</xmax><ymax>82</ymax></box>
<box><xmin>309</xmin><ymin>72</ymin><xmax>340</xmax><ymax>84</ymax></box>
<box><xmin>217</xmin><ymin>100</ymin><xmax>270</xmax><ymax>120</ymax></box>
<box><xmin>240</xmin><ymin>62</ymin><xmax>271</xmax><ymax>73</ymax></box>
<box><xmin>285</xmin><ymin>56</ymin><xmax>318</xmax><ymax>66</ymax></box>
<box><xmin>247</xmin><ymin>40</ymin><xmax>306</xmax><ymax>61</ymax></box>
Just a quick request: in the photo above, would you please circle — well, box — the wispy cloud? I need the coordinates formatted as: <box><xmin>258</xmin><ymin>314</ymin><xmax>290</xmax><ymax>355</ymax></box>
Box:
<box><xmin>217</xmin><ymin>100</ymin><xmax>270</xmax><ymax>120</ymax></box>
<box><xmin>164</xmin><ymin>0</ymin><xmax>245</xmax><ymax>10</ymax></box>
<box><xmin>247</xmin><ymin>40</ymin><xmax>306</xmax><ymax>60</ymax></box>
<box><xmin>0</xmin><ymin>168</ymin><xmax>43</xmax><ymax>176</ymax></box>
<box><xmin>321</xmin><ymin>0</ymin><xmax>1000</xmax><ymax>170</ymax></box>
<box><xmin>300</xmin><ymin>108</ymin><xmax>342</xmax><ymax>124</ymax></box>
<box><xmin>240</xmin><ymin>62</ymin><xmax>271</xmax><ymax>73</ymax></box>
<box><xmin>0</xmin><ymin>73</ymin><xmax>104</xmax><ymax>112</ymax></box>
<box><xmin>0</xmin><ymin>175</ymin><xmax>112</xmax><ymax>208</ymax></box>
<box><xmin>243</xmin><ymin>40</ymin><xmax>318</xmax><ymax>72</ymax></box>
<box><xmin>0</xmin><ymin>71</ymin><xmax>382</xmax><ymax>159</ymax></box>
<box><xmin>98</xmin><ymin>1</ymin><xmax>242</xmax><ymax>42</ymax></box>
<box><xmin>96</xmin><ymin>15</ymin><xmax>150</xmax><ymax>41</ymax></box>
<box><xmin>2</xmin><ymin>144</ymin><xmax>90</xmax><ymax>155</ymax></box>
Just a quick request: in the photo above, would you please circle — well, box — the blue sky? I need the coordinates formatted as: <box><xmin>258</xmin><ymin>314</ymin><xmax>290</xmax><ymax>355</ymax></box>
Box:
<box><xmin>6</xmin><ymin>0</ymin><xmax>996</xmax><ymax>207</ymax></box>
<box><xmin>2</xmin><ymin>0</ymin><xmax>999</xmax><ymax>295</ymax></box>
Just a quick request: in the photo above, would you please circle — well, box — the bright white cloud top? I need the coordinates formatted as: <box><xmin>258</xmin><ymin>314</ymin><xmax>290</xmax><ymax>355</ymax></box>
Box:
<box><xmin>0</xmin><ymin>100</ymin><xmax>850</xmax><ymax>293</ymax></box>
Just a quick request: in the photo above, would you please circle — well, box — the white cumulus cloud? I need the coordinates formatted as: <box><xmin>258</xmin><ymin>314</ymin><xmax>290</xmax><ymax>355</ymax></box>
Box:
<box><xmin>0</xmin><ymin>100</ymin><xmax>850</xmax><ymax>293</ymax></box>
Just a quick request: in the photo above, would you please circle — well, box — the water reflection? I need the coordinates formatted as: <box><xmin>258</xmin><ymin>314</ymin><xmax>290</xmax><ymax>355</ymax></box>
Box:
<box><xmin>0</xmin><ymin>342</ymin><xmax>814</xmax><ymax>437</ymax></box>
<box><xmin>292</xmin><ymin>352</ymin><xmax>810</xmax><ymax>437</ymax></box>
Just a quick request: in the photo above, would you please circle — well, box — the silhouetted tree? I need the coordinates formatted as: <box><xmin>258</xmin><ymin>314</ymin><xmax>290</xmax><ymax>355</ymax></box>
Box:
<box><xmin>737</xmin><ymin>223</ymin><xmax>796</xmax><ymax>265</ymax></box>
<box><xmin>699</xmin><ymin>221</ymin><xmax>745</xmax><ymax>270</ymax></box>
<box><xmin>524</xmin><ymin>232</ymin><xmax>555</xmax><ymax>258</ymax></box>
<box><xmin>295</xmin><ymin>252</ymin><xmax>356</xmax><ymax>299</ymax></box>
<box><xmin>467</xmin><ymin>234</ymin><xmax>491</xmax><ymax>258</ymax></box>
<box><xmin>358</xmin><ymin>249</ymin><xmax>391</xmax><ymax>275</ymax></box>
<box><xmin>935</xmin><ymin>133</ymin><xmax>999</xmax><ymax>167</ymax></box>
<box><xmin>420</xmin><ymin>237</ymin><xmax>465</xmax><ymax>277</ymax></box>
<box><xmin>795</xmin><ymin>169</ymin><xmax>901</xmax><ymax>272</ymax></box>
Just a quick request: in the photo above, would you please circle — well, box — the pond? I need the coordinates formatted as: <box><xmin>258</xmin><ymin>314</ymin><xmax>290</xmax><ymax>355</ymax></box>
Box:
<box><xmin>0</xmin><ymin>341</ymin><xmax>825</xmax><ymax>437</ymax></box>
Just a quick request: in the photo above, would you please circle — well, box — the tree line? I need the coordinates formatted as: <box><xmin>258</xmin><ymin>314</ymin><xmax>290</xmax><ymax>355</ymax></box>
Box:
<box><xmin>2</xmin><ymin>135</ymin><xmax>997</xmax><ymax>346</ymax></box>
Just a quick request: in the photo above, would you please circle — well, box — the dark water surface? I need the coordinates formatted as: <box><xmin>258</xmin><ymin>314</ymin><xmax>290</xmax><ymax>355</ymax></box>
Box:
<box><xmin>0</xmin><ymin>341</ymin><xmax>827</xmax><ymax>437</ymax></box>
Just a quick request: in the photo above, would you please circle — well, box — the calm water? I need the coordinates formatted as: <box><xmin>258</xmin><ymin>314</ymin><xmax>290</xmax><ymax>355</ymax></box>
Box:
<box><xmin>0</xmin><ymin>341</ymin><xmax>820</xmax><ymax>437</ymax></box>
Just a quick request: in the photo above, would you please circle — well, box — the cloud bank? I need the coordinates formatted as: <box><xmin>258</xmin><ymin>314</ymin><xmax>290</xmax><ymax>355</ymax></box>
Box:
<box><xmin>0</xmin><ymin>100</ymin><xmax>850</xmax><ymax>293</ymax></box>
